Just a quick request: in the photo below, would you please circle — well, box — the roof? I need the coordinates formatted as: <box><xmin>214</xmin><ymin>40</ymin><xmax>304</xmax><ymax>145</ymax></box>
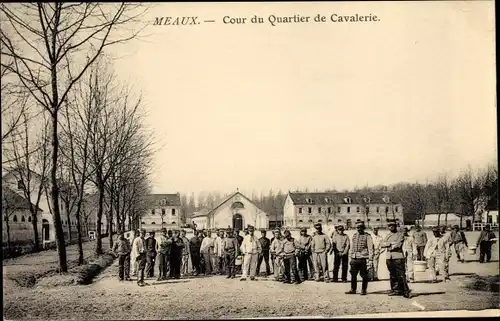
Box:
<box><xmin>287</xmin><ymin>192</ymin><xmax>400</xmax><ymax>206</ymax></box>
<box><xmin>146</xmin><ymin>193</ymin><xmax>181</xmax><ymax>207</ymax></box>
<box><xmin>1</xmin><ymin>186</ymin><xmax>42</xmax><ymax>211</ymax></box>
<box><xmin>192</xmin><ymin>208</ymin><xmax>210</xmax><ymax>218</ymax></box>
<box><xmin>204</xmin><ymin>192</ymin><xmax>268</xmax><ymax>217</ymax></box>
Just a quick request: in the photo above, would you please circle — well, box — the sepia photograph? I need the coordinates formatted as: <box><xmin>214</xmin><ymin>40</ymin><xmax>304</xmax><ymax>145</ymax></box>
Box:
<box><xmin>1</xmin><ymin>1</ymin><xmax>498</xmax><ymax>319</ymax></box>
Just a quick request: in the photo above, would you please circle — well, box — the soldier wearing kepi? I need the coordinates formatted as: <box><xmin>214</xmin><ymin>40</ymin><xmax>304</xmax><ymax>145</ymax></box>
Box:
<box><xmin>223</xmin><ymin>228</ymin><xmax>239</xmax><ymax>278</ymax></box>
<box><xmin>310</xmin><ymin>223</ymin><xmax>332</xmax><ymax>283</ymax></box>
<box><xmin>280</xmin><ymin>230</ymin><xmax>301</xmax><ymax>284</ymax></box>
<box><xmin>330</xmin><ymin>225</ymin><xmax>350</xmax><ymax>283</ymax></box>
<box><xmin>381</xmin><ymin>219</ymin><xmax>411</xmax><ymax>298</ymax></box>
<box><xmin>345</xmin><ymin>221</ymin><xmax>374</xmax><ymax>295</ymax></box>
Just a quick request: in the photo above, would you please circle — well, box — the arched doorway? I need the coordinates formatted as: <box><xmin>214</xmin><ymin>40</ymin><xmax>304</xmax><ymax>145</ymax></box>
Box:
<box><xmin>42</xmin><ymin>219</ymin><xmax>50</xmax><ymax>241</ymax></box>
<box><xmin>233</xmin><ymin>214</ymin><xmax>243</xmax><ymax>231</ymax></box>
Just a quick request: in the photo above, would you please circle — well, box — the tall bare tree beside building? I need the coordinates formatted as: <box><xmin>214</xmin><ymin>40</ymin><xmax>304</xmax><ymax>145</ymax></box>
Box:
<box><xmin>0</xmin><ymin>2</ymin><xmax>147</xmax><ymax>271</ymax></box>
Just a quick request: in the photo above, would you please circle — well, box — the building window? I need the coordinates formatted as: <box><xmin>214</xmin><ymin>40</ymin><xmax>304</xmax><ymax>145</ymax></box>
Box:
<box><xmin>344</xmin><ymin>197</ymin><xmax>352</xmax><ymax>204</ymax></box>
<box><xmin>318</xmin><ymin>219</ymin><xmax>323</xmax><ymax>223</ymax></box>
<box><xmin>162</xmin><ymin>208</ymin><xmax>166</xmax><ymax>215</ymax></box>
<box><xmin>324</xmin><ymin>197</ymin><xmax>329</xmax><ymax>203</ymax></box>
<box><xmin>298</xmin><ymin>208</ymin><xmax>303</xmax><ymax>214</ymax></box>
<box><xmin>151</xmin><ymin>209</ymin><xmax>155</xmax><ymax>214</ymax></box>
<box><xmin>376</xmin><ymin>219</ymin><xmax>380</xmax><ymax>222</ymax></box>
<box><xmin>172</xmin><ymin>221</ymin><xmax>176</xmax><ymax>225</ymax></box>
<box><xmin>308</xmin><ymin>219</ymin><xmax>313</xmax><ymax>223</ymax></box>
<box><xmin>337</xmin><ymin>207</ymin><xmax>341</xmax><ymax>213</ymax></box>
<box><xmin>172</xmin><ymin>209</ymin><xmax>176</xmax><ymax>215</ymax></box>
<box><xmin>160</xmin><ymin>199</ymin><xmax>166</xmax><ymax>206</ymax></box>
<box><xmin>395</xmin><ymin>206</ymin><xmax>399</xmax><ymax>212</ymax></box>
<box><xmin>337</xmin><ymin>219</ymin><xmax>342</xmax><ymax>222</ymax></box>
<box><xmin>386</xmin><ymin>207</ymin><xmax>389</xmax><ymax>213</ymax></box>
<box><xmin>327</xmin><ymin>207</ymin><xmax>332</xmax><ymax>214</ymax></box>
<box><xmin>347</xmin><ymin>207</ymin><xmax>351</xmax><ymax>213</ymax></box>
<box><xmin>306</xmin><ymin>198</ymin><xmax>313</xmax><ymax>204</ymax></box>
<box><xmin>328</xmin><ymin>219</ymin><xmax>333</xmax><ymax>222</ymax></box>
<box><xmin>367</xmin><ymin>219</ymin><xmax>371</xmax><ymax>222</ymax></box>
<box><xmin>141</xmin><ymin>221</ymin><xmax>146</xmax><ymax>225</ymax></box>
<box><xmin>17</xmin><ymin>180</ymin><xmax>23</xmax><ymax>190</ymax></box>
<box><xmin>21</xmin><ymin>216</ymin><xmax>25</xmax><ymax>222</ymax></box>
<box><xmin>28</xmin><ymin>216</ymin><xmax>32</xmax><ymax>222</ymax></box>
<box><xmin>308</xmin><ymin>207</ymin><xmax>312</xmax><ymax>214</ymax></box>
<box><xmin>318</xmin><ymin>207</ymin><xmax>322</xmax><ymax>213</ymax></box>
<box><xmin>151</xmin><ymin>222</ymin><xmax>156</xmax><ymax>224</ymax></box>
<box><xmin>356</xmin><ymin>207</ymin><xmax>360</xmax><ymax>213</ymax></box>
<box><xmin>356</xmin><ymin>219</ymin><xmax>361</xmax><ymax>222</ymax></box>
<box><xmin>298</xmin><ymin>220</ymin><xmax>303</xmax><ymax>223</ymax></box>
<box><xmin>376</xmin><ymin>207</ymin><xmax>380</xmax><ymax>213</ymax></box>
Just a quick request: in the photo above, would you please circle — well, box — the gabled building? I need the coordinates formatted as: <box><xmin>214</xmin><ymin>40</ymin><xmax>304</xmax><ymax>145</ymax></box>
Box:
<box><xmin>189</xmin><ymin>191</ymin><xmax>269</xmax><ymax>231</ymax></box>
<box><xmin>283</xmin><ymin>191</ymin><xmax>404</xmax><ymax>230</ymax></box>
<box><xmin>140</xmin><ymin>193</ymin><xmax>182</xmax><ymax>231</ymax></box>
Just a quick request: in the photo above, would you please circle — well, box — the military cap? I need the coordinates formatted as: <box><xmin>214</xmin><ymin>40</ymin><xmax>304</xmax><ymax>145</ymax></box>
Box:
<box><xmin>300</xmin><ymin>227</ymin><xmax>307</xmax><ymax>232</ymax></box>
<box><xmin>273</xmin><ymin>228</ymin><xmax>281</xmax><ymax>233</ymax></box>
<box><xmin>337</xmin><ymin>225</ymin><xmax>345</xmax><ymax>230</ymax></box>
<box><xmin>283</xmin><ymin>229</ymin><xmax>291</xmax><ymax>235</ymax></box>
<box><xmin>355</xmin><ymin>221</ymin><xmax>366</xmax><ymax>228</ymax></box>
<box><xmin>314</xmin><ymin>223</ymin><xmax>322</xmax><ymax>228</ymax></box>
<box><xmin>161</xmin><ymin>228</ymin><xmax>167</xmax><ymax>233</ymax></box>
<box><xmin>387</xmin><ymin>220</ymin><xmax>397</xmax><ymax>226</ymax></box>
<box><xmin>248</xmin><ymin>225</ymin><xmax>255</xmax><ymax>231</ymax></box>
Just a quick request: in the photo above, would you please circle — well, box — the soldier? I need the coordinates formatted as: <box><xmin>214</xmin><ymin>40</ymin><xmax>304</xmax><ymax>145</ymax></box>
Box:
<box><xmin>371</xmin><ymin>227</ymin><xmax>384</xmax><ymax>281</ymax></box>
<box><xmin>476</xmin><ymin>224</ymin><xmax>497</xmax><ymax>263</ymax></box>
<box><xmin>234</xmin><ymin>229</ymin><xmax>244</xmax><ymax>275</ymax></box>
<box><xmin>425</xmin><ymin>227</ymin><xmax>450</xmax><ymax>283</ymax></box>
<box><xmin>213</xmin><ymin>229</ymin><xmax>225</xmax><ymax>275</ymax></box>
<box><xmin>132</xmin><ymin>229</ymin><xmax>147</xmax><ymax>286</ymax></box>
<box><xmin>270</xmin><ymin>229</ymin><xmax>284</xmax><ymax>281</ymax></box>
<box><xmin>381</xmin><ymin>220</ymin><xmax>411</xmax><ymax>298</ymax></box>
<box><xmin>240</xmin><ymin>225</ymin><xmax>262</xmax><ymax>281</ymax></box>
<box><xmin>256</xmin><ymin>230</ymin><xmax>271</xmax><ymax>276</ymax></box>
<box><xmin>280</xmin><ymin>230</ymin><xmax>301</xmax><ymax>284</ymax></box>
<box><xmin>403</xmin><ymin>227</ymin><xmax>417</xmax><ymax>283</ymax></box>
<box><xmin>296</xmin><ymin>227</ymin><xmax>313</xmax><ymax>281</ymax></box>
<box><xmin>145</xmin><ymin>231</ymin><xmax>157</xmax><ymax>278</ymax></box>
<box><xmin>156</xmin><ymin>228</ymin><xmax>171</xmax><ymax>281</ymax></box>
<box><xmin>412</xmin><ymin>225</ymin><xmax>428</xmax><ymax>261</ymax></box>
<box><xmin>330</xmin><ymin>225</ymin><xmax>350</xmax><ymax>283</ymax></box>
<box><xmin>180</xmin><ymin>229</ymin><xmax>191</xmax><ymax>277</ymax></box>
<box><xmin>310</xmin><ymin>223</ymin><xmax>332</xmax><ymax>283</ymax></box>
<box><xmin>123</xmin><ymin>232</ymin><xmax>132</xmax><ymax>281</ymax></box>
<box><xmin>189</xmin><ymin>230</ymin><xmax>202</xmax><ymax>276</ymax></box>
<box><xmin>169</xmin><ymin>230</ymin><xmax>184</xmax><ymax>279</ymax></box>
<box><xmin>452</xmin><ymin>225</ymin><xmax>468</xmax><ymax>263</ymax></box>
<box><xmin>223</xmin><ymin>228</ymin><xmax>239</xmax><ymax>278</ymax></box>
<box><xmin>112</xmin><ymin>231</ymin><xmax>132</xmax><ymax>282</ymax></box>
<box><xmin>345</xmin><ymin>221</ymin><xmax>374</xmax><ymax>295</ymax></box>
<box><xmin>130</xmin><ymin>230</ymin><xmax>140</xmax><ymax>276</ymax></box>
<box><xmin>200</xmin><ymin>230</ymin><xmax>215</xmax><ymax>276</ymax></box>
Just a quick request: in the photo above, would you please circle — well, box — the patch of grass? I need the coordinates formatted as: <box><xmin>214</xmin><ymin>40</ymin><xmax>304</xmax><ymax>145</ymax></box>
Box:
<box><xmin>460</xmin><ymin>274</ymin><xmax>500</xmax><ymax>293</ymax></box>
<box><xmin>74</xmin><ymin>251</ymin><xmax>117</xmax><ymax>285</ymax></box>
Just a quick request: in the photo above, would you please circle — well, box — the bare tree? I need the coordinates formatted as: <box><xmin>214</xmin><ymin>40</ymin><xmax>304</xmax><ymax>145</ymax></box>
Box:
<box><xmin>2</xmin><ymin>109</ymin><xmax>50</xmax><ymax>251</ymax></box>
<box><xmin>1</xmin><ymin>2</ymin><xmax>147</xmax><ymax>272</ymax></box>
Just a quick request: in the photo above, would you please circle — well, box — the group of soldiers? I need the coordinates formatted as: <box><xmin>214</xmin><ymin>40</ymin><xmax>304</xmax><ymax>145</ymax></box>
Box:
<box><xmin>111</xmin><ymin>221</ymin><xmax>497</xmax><ymax>297</ymax></box>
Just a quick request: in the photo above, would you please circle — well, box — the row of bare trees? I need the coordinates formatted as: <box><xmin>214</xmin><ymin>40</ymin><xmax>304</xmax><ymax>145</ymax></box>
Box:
<box><xmin>1</xmin><ymin>3</ymin><xmax>150</xmax><ymax>270</ymax></box>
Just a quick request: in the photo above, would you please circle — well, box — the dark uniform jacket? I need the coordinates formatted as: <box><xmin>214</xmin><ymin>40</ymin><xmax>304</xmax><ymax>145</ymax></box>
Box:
<box><xmin>259</xmin><ymin>237</ymin><xmax>271</xmax><ymax>252</ymax></box>
<box><xmin>146</xmin><ymin>237</ymin><xmax>157</xmax><ymax>254</ymax></box>
<box><xmin>170</xmin><ymin>237</ymin><xmax>185</xmax><ymax>256</ymax></box>
<box><xmin>189</xmin><ymin>236</ymin><xmax>202</xmax><ymax>252</ymax></box>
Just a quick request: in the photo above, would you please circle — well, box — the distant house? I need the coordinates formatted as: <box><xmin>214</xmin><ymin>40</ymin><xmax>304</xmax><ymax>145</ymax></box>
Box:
<box><xmin>189</xmin><ymin>191</ymin><xmax>269</xmax><ymax>231</ymax></box>
<box><xmin>2</xmin><ymin>169</ymin><xmax>80</xmax><ymax>246</ymax></box>
<box><xmin>140</xmin><ymin>193</ymin><xmax>182</xmax><ymax>231</ymax></box>
<box><xmin>416</xmin><ymin>213</ymin><xmax>474</xmax><ymax>229</ymax></box>
<box><xmin>283</xmin><ymin>191</ymin><xmax>404</xmax><ymax>230</ymax></box>
<box><xmin>2</xmin><ymin>185</ymin><xmax>43</xmax><ymax>244</ymax></box>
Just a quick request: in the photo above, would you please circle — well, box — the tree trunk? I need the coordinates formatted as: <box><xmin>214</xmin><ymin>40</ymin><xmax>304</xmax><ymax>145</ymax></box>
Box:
<box><xmin>30</xmin><ymin>210</ymin><xmax>40</xmax><ymax>252</ymax></box>
<box><xmin>95</xmin><ymin>184</ymin><xmax>105</xmax><ymax>255</ymax></box>
<box><xmin>108</xmin><ymin>194</ymin><xmax>114</xmax><ymax>249</ymax></box>
<box><xmin>445</xmin><ymin>213</ymin><xmax>448</xmax><ymax>227</ymax></box>
<box><xmin>460</xmin><ymin>214</ymin><xmax>463</xmax><ymax>229</ymax></box>
<box><xmin>437</xmin><ymin>213</ymin><xmax>441</xmax><ymax>227</ymax></box>
<box><xmin>50</xmin><ymin>112</ymin><xmax>68</xmax><ymax>273</ymax></box>
<box><xmin>65</xmin><ymin>201</ymin><xmax>72</xmax><ymax>243</ymax></box>
<box><xmin>74</xmin><ymin>198</ymin><xmax>84</xmax><ymax>265</ymax></box>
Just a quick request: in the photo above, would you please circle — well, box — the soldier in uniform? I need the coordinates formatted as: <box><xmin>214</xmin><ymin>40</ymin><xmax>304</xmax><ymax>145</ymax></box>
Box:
<box><xmin>256</xmin><ymin>230</ymin><xmax>271</xmax><ymax>276</ymax></box>
<box><xmin>381</xmin><ymin>220</ymin><xmax>411</xmax><ymax>298</ymax></box>
<box><xmin>270</xmin><ymin>229</ymin><xmax>284</xmax><ymax>281</ymax></box>
<box><xmin>310</xmin><ymin>223</ymin><xmax>332</xmax><ymax>283</ymax></box>
<box><xmin>280</xmin><ymin>230</ymin><xmax>301</xmax><ymax>284</ymax></box>
<box><xmin>145</xmin><ymin>231</ymin><xmax>157</xmax><ymax>278</ymax></box>
<box><xmin>331</xmin><ymin>225</ymin><xmax>350</xmax><ymax>283</ymax></box>
<box><xmin>223</xmin><ymin>228</ymin><xmax>239</xmax><ymax>278</ymax></box>
<box><xmin>180</xmin><ymin>229</ymin><xmax>191</xmax><ymax>277</ymax></box>
<box><xmin>169</xmin><ymin>229</ymin><xmax>185</xmax><ymax>279</ymax></box>
<box><xmin>156</xmin><ymin>228</ymin><xmax>172</xmax><ymax>281</ymax></box>
<box><xmin>296</xmin><ymin>227</ymin><xmax>313</xmax><ymax>281</ymax></box>
<box><xmin>345</xmin><ymin>221</ymin><xmax>374</xmax><ymax>295</ymax></box>
<box><xmin>189</xmin><ymin>230</ymin><xmax>202</xmax><ymax>276</ymax></box>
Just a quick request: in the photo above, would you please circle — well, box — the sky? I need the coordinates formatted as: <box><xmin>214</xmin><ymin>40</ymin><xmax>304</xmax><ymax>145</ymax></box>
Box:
<box><xmin>107</xmin><ymin>1</ymin><xmax>496</xmax><ymax>196</ymax></box>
